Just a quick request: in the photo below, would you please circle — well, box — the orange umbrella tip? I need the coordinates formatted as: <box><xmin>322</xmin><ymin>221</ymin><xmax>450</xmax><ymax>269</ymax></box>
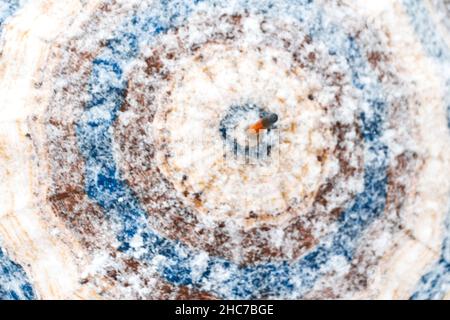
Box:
<box><xmin>248</xmin><ymin>113</ymin><xmax>278</xmax><ymax>133</ymax></box>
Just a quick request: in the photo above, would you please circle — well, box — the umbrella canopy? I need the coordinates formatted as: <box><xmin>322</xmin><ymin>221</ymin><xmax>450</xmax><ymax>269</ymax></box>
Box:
<box><xmin>0</xmin><ymin>0</ymin><xmax>449</xmax><ymax>300</ymax></box>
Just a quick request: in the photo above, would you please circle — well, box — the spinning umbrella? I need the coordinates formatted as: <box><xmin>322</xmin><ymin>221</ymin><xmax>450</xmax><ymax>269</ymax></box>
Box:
<box><xmin>0</xmin><ymin>0</ymin><xmax>449</xmax><ymax>299</ymax></box>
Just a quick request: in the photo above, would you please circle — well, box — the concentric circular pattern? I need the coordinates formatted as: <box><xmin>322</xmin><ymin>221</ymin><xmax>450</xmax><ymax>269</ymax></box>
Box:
<box><xmin>0</xmin><ymin>0</ymin><xmax>449</xmax><ymax>299</ymax></box>
<box><xmin>115</xmin><ymin>13</ymin><xmax>364</xmax><ymax>264</ymax></box>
